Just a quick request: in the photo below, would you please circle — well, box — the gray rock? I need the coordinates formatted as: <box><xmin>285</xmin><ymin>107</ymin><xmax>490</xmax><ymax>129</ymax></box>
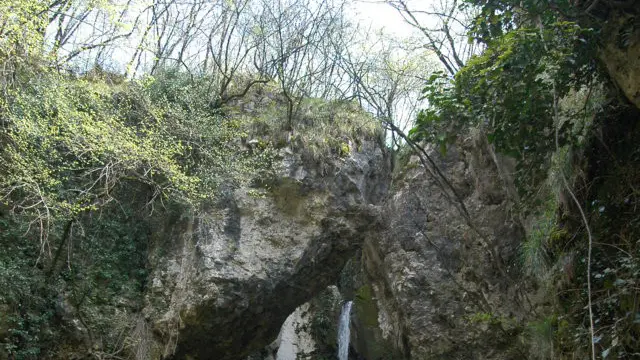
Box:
<box><xmin>140</xmin><ymin>127</ymin><xmax>531</xmax><ymax>360</ymax></box>
<box><xmin>354</xmin><ymin>134</ymin><xmax>529</xmax><ymax>359</ymax></box>
<box><xmin>143</xmin><ymin>140</ymin><xmax>390</xmax><ymax>359</ymax></box>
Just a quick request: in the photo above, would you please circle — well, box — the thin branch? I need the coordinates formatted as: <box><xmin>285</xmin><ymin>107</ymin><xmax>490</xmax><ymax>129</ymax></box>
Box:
<box><xmin>382</xmin><ymin>120</ymin><xmax>508</xmax><ymax>277</ymax></box>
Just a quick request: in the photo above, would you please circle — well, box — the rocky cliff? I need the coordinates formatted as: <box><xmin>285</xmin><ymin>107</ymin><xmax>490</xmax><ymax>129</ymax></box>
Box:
<box><xmin>5</xmin><ymin>97</ymin><xmax>536</xmax><ymax>359</ymax></box>
<box><xmin>141</xmin><ymin>139</ymin><xmax>390</xmax><ymax>359</ymax></box>
<box><xmin>244</xmin><ymin>133</ymin><xmax>533</xmax><ymax>360</ymax></box>
<box><xmin>599</xmin><ymin>7</ymin><xmax>640</xmax><ymax>109</ymax></box>
<box><xmin>348</xmin><ymin>135</ymin><xmax>529</xmax><ymax>359</ymax></box>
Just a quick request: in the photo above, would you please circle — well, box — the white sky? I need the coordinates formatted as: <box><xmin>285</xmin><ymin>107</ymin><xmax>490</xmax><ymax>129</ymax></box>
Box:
<box><xmin>52</xmin><ymin>0</ymin><xmax>448</xmax><ymax>82</ymax></box>
<box><xmin>350</xmin><ymin>0</ymin><xmax>419</xmax><ymax>38</ymax></box>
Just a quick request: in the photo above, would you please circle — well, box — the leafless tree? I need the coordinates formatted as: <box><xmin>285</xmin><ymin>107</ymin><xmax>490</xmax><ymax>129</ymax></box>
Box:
<box><xmin>204</xmin><ymin>0</ymin><xmax>269</xmax><ymax>106</ymax></box>
<box><xmin>34</xmin><ymin>0</ymin><xmax>439</xmax><ymax>127</ymax></box>
<box><xmin>386</xmin><ymin>0</ymin><xmax>480</xmax><ymax>74</ymax></box>
<box><xmin>337</xmin><ymin>29</ymin><xmax>435</xmax><ymax>147</ymax></box>
<box><xmin>258</xmin><ymin>0</ymin><xmax>350</xmax><ymax>127</ymax></box>
<box><xmin>46</xmin><ymin>0</ymin><xmax>148</xmax><ymax>68</ymax></box>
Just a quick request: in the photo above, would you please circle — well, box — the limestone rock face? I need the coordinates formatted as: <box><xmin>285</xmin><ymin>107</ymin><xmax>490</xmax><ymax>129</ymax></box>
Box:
<box><xmin>143</xmin><ymin>141</ymin><xmax>390</xmax><ymax>360</ymax></box>
<box><xmin>246</xmin><ymin>285</ymin><xmax>344</xmax><ymax>360</ymax></box>
<box><xmin>600</xmin><ymin>7</ymin><xmax>640</xmax><ymax>110</ymax></box>
<box><xmin>357</xmin><ymin>135</ymin><xmax>528</xmax><ymax>359</ymax></box>
<box><xmin>252</xmin><ymin>285</ymin><xmax>343</xmax><ymax>360</ymax></box>
<box><xmin>272</xmin><ymin>302</ymin><xmax>316</xmax><ymax>360</ymax></box>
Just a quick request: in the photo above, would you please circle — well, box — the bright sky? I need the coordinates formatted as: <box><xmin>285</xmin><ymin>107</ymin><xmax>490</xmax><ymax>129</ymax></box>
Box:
<box><xmin>57</xmin><ymin>0</ymin><xmax>442</xmax><ymax>76</ymax></box>
<box><xmin>346</xmin><ymin>0</ymin><xmax>442</xmax><ymax>134</ymax></box>
<box><xmin>350</xmin><ymin>0</ymin><xmax>419</xmax><ymax>38</ymax></box>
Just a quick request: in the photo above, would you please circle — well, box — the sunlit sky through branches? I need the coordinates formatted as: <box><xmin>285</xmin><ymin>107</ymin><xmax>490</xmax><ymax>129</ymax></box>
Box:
<box><xmin>46</xmin><ymin>0</ymin><xmax>453</xmax><ymax>135</ymax></box>
<box><xmin>351</xmin><ymin>0</ymin><xmax>418</xmax><ymax>38</ymax></box>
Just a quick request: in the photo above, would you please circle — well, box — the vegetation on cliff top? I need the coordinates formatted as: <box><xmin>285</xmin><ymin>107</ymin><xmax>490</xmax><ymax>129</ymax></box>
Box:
<box><xmin>1</xmin><ymin>0</ymin><xmax>639</xmax><ymax>358</ymax></box>
<box><xmin>403</xmin><ymin>0</ymin><xmax>640</xmax><ymax>358</ymax></box>
<box><xmin>0</xmin><ymin>1</ymin><xmax>378</xmax><ymax>357</ymax></box>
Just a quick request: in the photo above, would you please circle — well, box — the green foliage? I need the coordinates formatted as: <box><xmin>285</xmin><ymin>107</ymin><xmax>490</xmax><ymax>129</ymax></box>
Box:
<box><xmin>410</xmin><ymin>72</ymin><xmax>464</xmax><ymax>155</ymax></box>
<box><xmin>142</xmin><ymin>69</ymin><xmax>278</xmax><ymax>194</ymax></box>
<box><xmin>463</xmin><ymin>0</ymin><xmax>602</xmax><ymax>43</ymax></box>
<box><xmin>467</xmin><ymin>311</ymin><xmax>520</xmax><ymax>333</ymax></box>
<box><xmin>241</xmin><ymin>95</ymin><xmax>381</xmax><ymax>162</ymax></box>
<box><xmin>589</xmin><ymin>254</ymin><xmax>640</xmax><ymax>359</ymax></box>
<box><xmin>522</xmin><ymin>212</ymin><xmax>554</xmax><ymax>280</ymax></box>
<box><xmin>540</xmin><ymin>110</ymin><xmax>640</xmax><ymax>358</ymax></box>
<box><xmin>525</xmin><ymin>316</ymin><xmax>556</xmax><ymax>359</ymax></box>
<box><xmin>409</xmin><ymin>1</ymin><xmax>640</xmax><ymax>358</ymax></box>
<box><xmin>3</xmin><ymin>73</ymin><xmax>195</xmax><ymax>209</ymax></box>
<box><xmin>0</xmin><ymin>215</ymin><xmax>58</xmax><ymax>359</ymax></box>
<box><xmin>62</xmin><ymin>202</ymin><xmax>150</xmax><ymax>357</ymax></box>
<box><xmin>0</xmin><ymin>0</ymin><xmax>47</xmax><ymax>63</ymax></box>
<box><xmin>413</xmin><ymin>21</ymin><xmax>598</xmax><ymax>199</ymax></box>
<box><xmin>306</xmin><ymin>288</ymin><xmax>341</xmax><ymax>357</ymax></box>
<box><xmin>0</xmin><ymin>69</ymin><xmax>277</xmax><ymax>245</ymax></box>
<box><xmin>0</xmin><ymin>66</ymin><xmax>279</xmax><ymax>357</ymax></box>
<box><xmin>0</xmin><ymin>201</ymin><xmax>152</xmax><ymax>359</ymax></box>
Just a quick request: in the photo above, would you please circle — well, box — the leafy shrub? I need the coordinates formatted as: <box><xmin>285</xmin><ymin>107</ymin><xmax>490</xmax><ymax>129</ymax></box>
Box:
<box><xmin>0</xmin><ymin>67</ymin><xmax>281</xmax><ymax>357</ymax></box>
<box><xmin>411</xmin><ymin>22</ymin><xmax>598</xmax><ymax>199</ymax></box>
<box><xmin>239</xmin><ymin>94</ymin><xmax>381</xmax><ymax>162</ymax></box>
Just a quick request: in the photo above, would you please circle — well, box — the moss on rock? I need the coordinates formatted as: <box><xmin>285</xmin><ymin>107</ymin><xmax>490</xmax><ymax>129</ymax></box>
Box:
<box><xmin>352</xmin><ymin>285</ymin><xmax>400</xmax><ymax>360</ymax></box>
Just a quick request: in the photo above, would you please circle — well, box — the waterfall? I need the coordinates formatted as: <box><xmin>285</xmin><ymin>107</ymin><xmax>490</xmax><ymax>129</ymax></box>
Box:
<box><xmin>337</xmin><ymin>300</ymin><xmax>353</xmax><ymax>360</ymax></box>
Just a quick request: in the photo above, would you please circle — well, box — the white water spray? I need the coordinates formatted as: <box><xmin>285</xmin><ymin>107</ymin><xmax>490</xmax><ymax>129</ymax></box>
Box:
<box><xmin>337</xmin><ymin>301</ymin><xmax>353</xmax><ymax>360</ymax></box>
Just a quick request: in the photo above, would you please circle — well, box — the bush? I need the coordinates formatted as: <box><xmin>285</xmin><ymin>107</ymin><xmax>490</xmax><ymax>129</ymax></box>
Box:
<box><xmin>0</xmin><ymin>67</ymin><xmax>279</xmax><ymax>358</ymax></box>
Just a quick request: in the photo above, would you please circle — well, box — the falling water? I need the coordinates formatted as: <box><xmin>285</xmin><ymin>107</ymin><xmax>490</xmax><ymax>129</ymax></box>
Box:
<box><xmin>337</xmin><ymin>300</ymin><xmax>353</xmax><ymax>360</ymax></box>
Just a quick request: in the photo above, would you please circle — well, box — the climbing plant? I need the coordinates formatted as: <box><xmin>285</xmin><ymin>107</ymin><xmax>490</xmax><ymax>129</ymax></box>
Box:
<box><xmin>411</xmin><ymin>19</ymin><xmax>598</xmax><ymax>199</ymax></box>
